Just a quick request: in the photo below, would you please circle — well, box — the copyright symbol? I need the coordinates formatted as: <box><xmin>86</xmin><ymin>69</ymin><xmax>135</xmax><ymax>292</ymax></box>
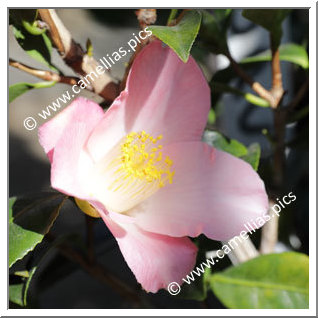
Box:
<box><xmin>23</xmin><ymin>117</ymin><xmax>37</xmax><ymax>131</ymax></box>
<box><xmin>167</xmin><ymin>282</ymin><xmax>181</xmax><ymax>296</ymax></box>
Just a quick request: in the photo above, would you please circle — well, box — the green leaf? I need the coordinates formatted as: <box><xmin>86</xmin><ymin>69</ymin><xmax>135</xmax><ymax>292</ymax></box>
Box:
<box><xmin>199</xmin><ymin>9</ymin><xmax>232</xmax><ymax>55</ymax></box>
<box><xmin>241</xmin><ymin>143</ymin><xmax>261</xmax><ymax>171</ymax></box>
<box><xmin>242</xmin><ymin>43</ymin><xmax>309</xmax><ymax>70</ymax></box>
<box><xmin>9</xmin><ymin>193</ymin><xmax>67</xmax><ymax>268</ymax></box>
<box><xmin>209</xmin><ymin>252</ymin><xmax>309</xmax><ymax>309</ymax></box>
<box><xmin>9</xmin><ymin>81</ymin><xmax>56</xmax><ymax>103</ymax></box>
<box><xmin>9</xmin><ymin>284</ymin><xmax>24</xmax><ymax>306</ymax></box>
<box><xmin>149</xmin><ymin>10</ymin><xmax>202</xmax><ymax>62</ymax></box>
<box><xmin>242</xmin><ymin>9</ymin><xmax>291</xmax><ymax>49</ymax></box>
<box><xmin>10</xmin><ymin>9</ymin><xmax>58</xmax><ymax>71</ymax></box>
<box><xmin>203</xmin><ymin>131</ymin><xmax>248</xmax><ymax>157</ymax></box>
<box><xmin>203</xmin><ymin>131</ymin><xmax>261</xmax><ymax>170</ymax></box>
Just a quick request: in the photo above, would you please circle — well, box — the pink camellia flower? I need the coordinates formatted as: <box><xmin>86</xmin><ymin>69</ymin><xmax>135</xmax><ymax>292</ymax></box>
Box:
<box><xmin>39</xmin><ymin>40</ymin><xmax>268</xmax><ymax>293</ymax></box>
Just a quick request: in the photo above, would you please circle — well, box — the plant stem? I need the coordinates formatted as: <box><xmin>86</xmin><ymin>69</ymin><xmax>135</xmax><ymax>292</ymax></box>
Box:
<box><xmin>270</xmin><ymin>34</ymin><xmax>284</xmax><ymax>108</ymax></box>
<box><xmin>167</xmin><ymin>9</ymin><xmax>178</xmax><ymax>26</ymax></box>
<box><xmin>226</xmin><ymin>53</ymin><xmax>277</xmax><ymax>107</ymax></box>
<box><xmin>9</xmin><ymin>59</ymin><xmax>81</xmax><ymax>86</ymax></box>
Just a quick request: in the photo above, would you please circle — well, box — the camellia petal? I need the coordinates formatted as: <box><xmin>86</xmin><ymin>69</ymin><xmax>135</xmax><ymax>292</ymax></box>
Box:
<box><xmin>129</xmin><ymin>141</ymin><xmax>269</xmax><ymax>241</ymax></box>
<box><xmin>38</xmin><ymin>97</ymin><xmax>104</xmax><ymax>162</ymax></box>
<box><xmin>86</xmin><ymin>40</ymin><xmax>210</xmax><ymax>162</ymax></box>
<box><xmin>39</xmin><ymin>97</ymin><xmax>104</xmax><ymax>198</ymax></box>
<box><xmin>102</xmin><ymin>215</ymin><xmax>198</xmax><ymax>293</ymax></box>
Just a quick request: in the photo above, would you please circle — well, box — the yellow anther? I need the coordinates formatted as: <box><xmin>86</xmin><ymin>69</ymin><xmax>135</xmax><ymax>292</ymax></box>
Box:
<box><xmin>109</xmin><ymin>131</ymin><xmax>174</xmax><ymax>194</ymax></box>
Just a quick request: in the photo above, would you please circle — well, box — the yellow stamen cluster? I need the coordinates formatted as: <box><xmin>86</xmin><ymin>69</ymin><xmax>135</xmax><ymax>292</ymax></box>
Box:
<box><xmin>108</xmin><ymin>131</ymin><xmax>175</xmax><ymax>194</ymax></box>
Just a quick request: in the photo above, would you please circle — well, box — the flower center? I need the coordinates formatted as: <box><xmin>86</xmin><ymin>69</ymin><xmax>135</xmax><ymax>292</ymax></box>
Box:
<box><xmin>96</xmin><ymin>131</ymin><xmax>174</xmax><ymax>213</ymax></box>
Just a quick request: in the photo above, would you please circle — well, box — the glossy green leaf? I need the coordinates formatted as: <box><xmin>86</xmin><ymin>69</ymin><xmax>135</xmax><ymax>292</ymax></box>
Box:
<box><xmin>203</xmin><ymin>131</ymin><xmax>247</xmax><ymax>157</ymax></box>
<box><xmin>9</xmin><ymin>81</ymin><xmax>56</xmax><ymax>103</ymax></box>
<box><xmin>242</xmin><ymin>43</ymin><xmax>309</xmax><ymax>70</ymax></box>
<box><xmin>149</xmin><ymin>10</ymin><xmax>202</xmax><ymax>62</ymax></box>
<box><xmin>9</xmin><ymin>193</ymin><xmax>67</xmax><ymax>268</ymax></box>
<box><xmin>210</xmin><ymin>252</ymin><xmax>309</xmax><ymax>309</ymax></box>
<box><xmin>199</xmin><ymin>9</ymin><xmax>232</xmax><ymax>55</ymax></box>
<box><xmin>242</xmin><ymin>9</ymin><xmax>291</xmax><ymax>49</ymax></box>
<box><xmin>241</xmin><ymin>143</ymin><xmax>261</xmax><ymax>171</ymax></box>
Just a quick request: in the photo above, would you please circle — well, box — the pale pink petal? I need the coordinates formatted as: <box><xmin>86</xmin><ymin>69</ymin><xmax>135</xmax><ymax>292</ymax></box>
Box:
<box><xmin>39</xmin><ymin>97</ymin><xmax>104</xmax><ymax>198</ymax></box>
<box><xmin>86</xmin><ymin>40</ymin><xmax>210</xmax><ymax>162</ymax></box>
<box><xmin>102</xmin><ymin>215</ymin><xmax>197</xmax><ymax>293</ymax></box>
<box><xmin>38</xmin><ymin>97</ymin><xmax>104</xmax><ymax>162</ymax></box>
<box><xmin>130</xmin><ymin>142</ymin><xmax>268</xmax><ymax>241</ymax></box>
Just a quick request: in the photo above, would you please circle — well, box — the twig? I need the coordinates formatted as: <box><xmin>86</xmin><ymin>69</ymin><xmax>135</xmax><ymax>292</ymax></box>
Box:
<box><xmin>38</xmin><ymin>9</ymin><xmax>119</xmax><ymax>104</ymax></box>
<box><xmin>9</xmin><ymin>59</ymin><xmax>81</xmax><ymax>87</ymax></box>
<box><xmin>226</xmin><ymin>53</ymin><xmax>277</xmax><ymax>107</ymax></box>
<box><xmin>270</xmin><ymin>34</ymin><xmax>284</xmax><ymax>108</ymax></box>
<box><xmin>119</xmin><ymin>9</ymin><xmax>157</xmax><ymax>91</ymax></box>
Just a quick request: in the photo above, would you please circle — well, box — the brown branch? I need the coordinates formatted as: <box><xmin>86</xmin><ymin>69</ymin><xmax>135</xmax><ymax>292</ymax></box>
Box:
<box><xmin>38</xmin><ymin>9</ymin><xmax>119</xmax><ymax>104</ymax></box>
<box><xmin>270</xmin><ymin>36</ymin><xmax>284</xmax><ymax>109</ymax></box>
<box><xmin>9</xmin><ymin>58</ymin><xmax>81</xmax><ymax>86</ymax></box>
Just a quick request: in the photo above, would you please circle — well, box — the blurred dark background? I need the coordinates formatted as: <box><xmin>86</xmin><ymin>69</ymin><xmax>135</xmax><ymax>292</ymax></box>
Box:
<box><xmin>9</xmin><ymin>9</ymin><xmax>309</xmax><ymax>308</ymax></box>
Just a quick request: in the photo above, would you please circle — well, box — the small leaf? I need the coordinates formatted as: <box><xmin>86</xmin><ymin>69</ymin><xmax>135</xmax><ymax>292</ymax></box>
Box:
<box><xmin>10</xmin><ymin>9</ymin><xmax>58</xmax><ymax>71</ymax></box>
<box><xmin>9</xmin><ymin>193</ymin><xmax>67</xmax><ymax>268</ymax></box>
<box><xmin>242</xmin><ymin>43</ymin><xmax>309</xmax><ymax>70</ymax></box>
<box><xmin>241</xmin><ymin>143</ymin><xmax>261</xmax><ymax>171</ymax></box>
<box><xmin>211</xmin><ymin>82</ymin><xmax>270</xmax><ymax>108</ymax></box>
<box><xmin>208</xmin><ymin>108</ymin><xmax>216</xmax><ymax>125</ymax></box>
<box><xmin>242</xmin><ymin>9</ymin><xmax>291</xmax><ymax>49</ymax></box>
<box><xmin>199</xmin><ymin>9</ymin><xmax>232</xmax><ymax>55</ymax></box>
<box><xmin>86</xmin><ymin>38</ymin><xmax>93</xmax><ymax>57</ymax></box>
<box><xmin>9</xmin><ymin>81</ymin><xmax>56</xmax><ymax>103</ymax></box>
<box><xmin>203</xmin><ymin>131</ymin><xmax>248</xmax><ymax>157</ymax></box>
<box><xmin>149</xmin><ymin>10</ymin><xmax>202</xmax><ymax>62</ymax></box>
<box><xmin>22</xmin><ymin>20</ymin><xmax>46</xmax><ymax>36</ymax></box>
<box><xmin>9</xmin><ymin>284</ymin><xmax>24</xmax><ymax>306</ymax></box>
<box><xmin>209</xmin><ymin>252</ymin><xmax>309</xmax><ymax>309</ymax></box>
